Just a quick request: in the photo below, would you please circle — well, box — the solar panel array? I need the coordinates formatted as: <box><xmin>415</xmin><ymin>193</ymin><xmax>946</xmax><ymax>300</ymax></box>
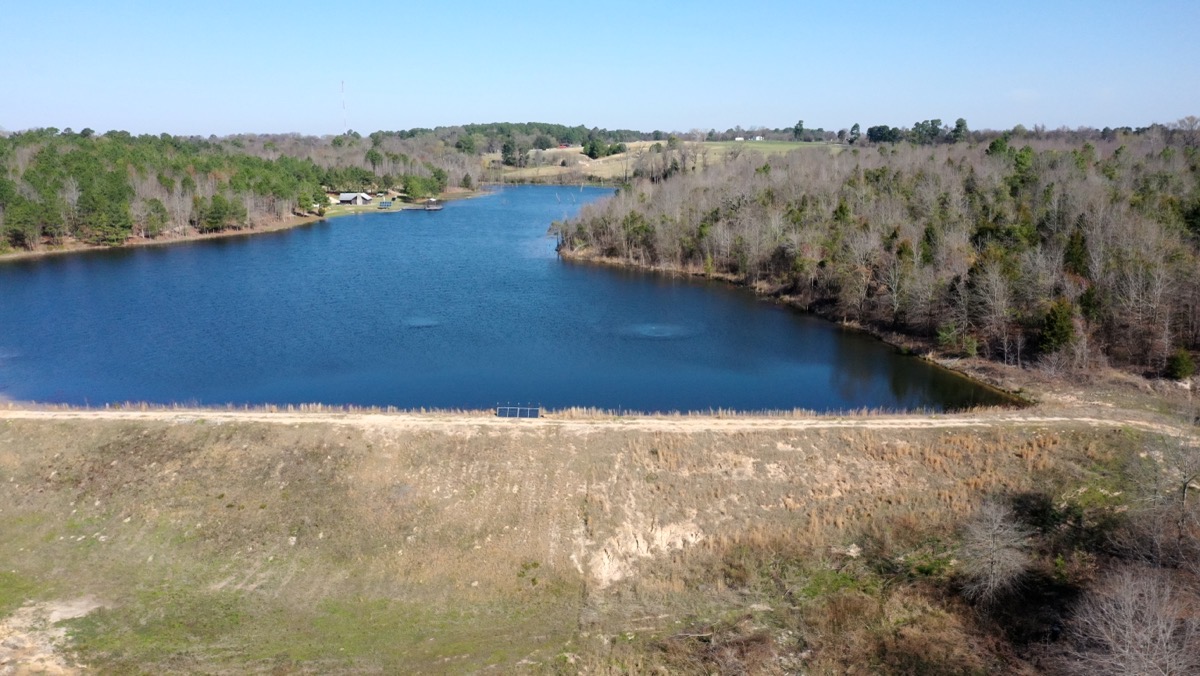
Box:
<box><xmin>495</xmin><ymin>405</ymin><xmax>540</xmax><ymax>418</ymax></box>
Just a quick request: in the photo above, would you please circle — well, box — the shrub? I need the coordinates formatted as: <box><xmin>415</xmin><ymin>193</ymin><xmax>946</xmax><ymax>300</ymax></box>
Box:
<box><xmin>1039</xmin><ymin>300</ymin><xmax>1075</xmax><ymax>354</ymax></box>
<box><xmin>1165</xmin><ymin>349</ymin><xmax>1195</xmax><ymax>380</ymax></box>
<box><xmin>958</xmin><ymin>500</ymin><xmax>1032</xmax><ymax>604</ymax></box>
<box><xmin>1064</xmin><ymin>566</ymin><xmax>1200</xmax><ymax>675</ymax></box>
<box><xmin>937</xmin><ymin>322</ymin><xmax>958</xmax><ymax>351</ymax></box>
<box><xmin>962</xmin><ymin>335</ymin><xmax>979</xmax><ymax>358</ymax></box>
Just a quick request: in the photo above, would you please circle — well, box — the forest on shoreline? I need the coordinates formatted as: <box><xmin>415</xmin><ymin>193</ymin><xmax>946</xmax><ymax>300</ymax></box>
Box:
<box><xmin>558</xmin><ymin>123</ymin><xmax>1200</xmax><ymax>378</ymax></box>
<box><xmin>0</xmin><ymin>129</ymin><xmax>472</xmax><ymax>250</ymax></box>
<box><xmin>0</xmin><ymin>123</ymin><xmax>647</xmax><ymax>252</ymax></box>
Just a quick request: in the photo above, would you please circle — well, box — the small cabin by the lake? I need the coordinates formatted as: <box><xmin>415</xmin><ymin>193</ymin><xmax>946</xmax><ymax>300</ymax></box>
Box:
<box><xmin>338</xmin><ymin>192</ymin><xmax>372</xmax><ymax>205</ymax></box>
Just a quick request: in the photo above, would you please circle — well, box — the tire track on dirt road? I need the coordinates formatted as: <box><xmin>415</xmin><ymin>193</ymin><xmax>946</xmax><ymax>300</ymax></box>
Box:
<box><xmin>0</xmin><ymin>407</ymin><xmax>1191</xmax><ymax>438</ymax></box>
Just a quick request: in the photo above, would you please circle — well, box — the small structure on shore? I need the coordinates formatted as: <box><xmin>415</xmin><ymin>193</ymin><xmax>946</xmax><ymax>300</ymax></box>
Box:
<box><xmin>496</xmin><ymin>404</ymin><xmax>540</xmax><ymax>418</ymax></box>
<box><xmin>338</xmin><ymin>192</ymin><xmax>372</xmax><ymax>205</ymax></box>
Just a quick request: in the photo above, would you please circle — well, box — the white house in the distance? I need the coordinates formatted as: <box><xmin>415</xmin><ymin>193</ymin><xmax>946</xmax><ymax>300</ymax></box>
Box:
<box><xmin>338</xmin><ymin>192</ymin><xmax>372</xmax><ymax>205</ymax></box>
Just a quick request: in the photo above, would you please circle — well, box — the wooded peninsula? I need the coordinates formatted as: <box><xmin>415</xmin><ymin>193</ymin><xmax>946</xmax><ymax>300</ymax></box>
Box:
<box><xmin>557</xmin><ymin>121</ymin><xmax>1200</xmax><ymax>381</ymax></box>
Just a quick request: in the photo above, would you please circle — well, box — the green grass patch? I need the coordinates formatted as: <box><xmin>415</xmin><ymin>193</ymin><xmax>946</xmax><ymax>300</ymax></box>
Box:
<box><xmin>66</xmin><ymin>586</ymin><xmax>577</xmax><ymax>673</ymax></box>
<box><xmin>67</xmin><ymin>587</ymin><xmax>247</xmax><ymax>667</ymax></box>
<box><xmin>0</xmin><ymin>570</ymin><xmax>41</xmax><ymax>616</ymax></box>
<box><xmin>898</xmin><ymin>541</ymin><xmax>957</xmax><ymax>580</ymax></box>
<box><xmin>800</xmin><ymin>567</ymin><xmax>880</xmax><ymax>600</ymax></box>
<box><xmin>300</xmin><ymin>598</ymin><xmax>569</xmax><ymax>666</ymax></box>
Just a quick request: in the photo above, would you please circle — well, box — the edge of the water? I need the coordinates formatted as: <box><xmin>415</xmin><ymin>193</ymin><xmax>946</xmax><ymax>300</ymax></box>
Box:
<box><xmin>0</xmin><ymin>187</ymin><xmax>1025</xmax><ymax>413</ymax></box>
<box><xmin>0</xmin><ymin>398</ymin><xmax>1014</xmax><ymax>419</ymax></box>
<box><xmin>0</xmin><ymin>190</ymin><xmax>493</xmax><ymax>264</ymax></box>
<box><xmin>556</xmin><ymin>247</ymin><xmax>1034</xmax><ymax>409</ymax></box>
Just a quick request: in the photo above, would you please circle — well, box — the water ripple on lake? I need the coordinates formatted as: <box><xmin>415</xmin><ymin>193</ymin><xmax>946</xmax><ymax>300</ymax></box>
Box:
<box><xmin>618</xmin><ymin>323</ymin><xmax>697</xmax><ymax>340</ymax></box>
<box><xmin>402</xmin><ymin>317</ymin><xmax>441</xmax><ymax>329</ymax></box>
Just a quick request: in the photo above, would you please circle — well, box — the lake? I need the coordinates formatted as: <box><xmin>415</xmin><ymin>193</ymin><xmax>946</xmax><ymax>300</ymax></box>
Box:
<box><xmin>0</xmin><ymin>186</ymin><xmax>1012</xmax><ymax>412</ymax></box>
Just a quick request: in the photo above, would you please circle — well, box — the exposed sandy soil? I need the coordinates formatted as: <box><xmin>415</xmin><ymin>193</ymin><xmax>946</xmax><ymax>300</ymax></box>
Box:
<box><xmin>0</xmin><ymin>406</ymin><xmax>1188</xmax><ymax>437</ymax></box>
<box><xmin>0</xmin><ymin>598</ymin><xmax>103</xmax><ymax>675</ymax></box>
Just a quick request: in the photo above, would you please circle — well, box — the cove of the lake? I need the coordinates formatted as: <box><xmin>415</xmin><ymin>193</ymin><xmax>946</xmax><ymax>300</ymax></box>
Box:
<box><xmin>0</xmin><ymin>185</ymin><xmax>1013</xmax><ymax>412</ymax></box>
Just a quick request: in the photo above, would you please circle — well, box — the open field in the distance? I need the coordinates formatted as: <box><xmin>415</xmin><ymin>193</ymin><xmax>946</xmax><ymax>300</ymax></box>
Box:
<box><xmin>488</xmin><ymin>140</ymin><xmax>840</xmax><ymax>183</ymax></box>
<box><xmin>1</xmin><ymin>367</ymin><xmax>1196</xmax><ymax>673</ymax></box>
<box><xmin>700</xmin><ymin>140</ymin><xmax>832</xmax><ymax>155</ymax></box>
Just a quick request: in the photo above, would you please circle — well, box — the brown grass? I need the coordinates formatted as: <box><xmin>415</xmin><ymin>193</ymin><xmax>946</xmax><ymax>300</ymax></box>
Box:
<box><xmin>489</xmin><ymin>141</ymin><xmax>839</xmax><ymax>184</ymax></box>
<box><xmin>0</xmin><ymin>410</ymin><xmax>1174</xmax><ymax>672</ymax></box>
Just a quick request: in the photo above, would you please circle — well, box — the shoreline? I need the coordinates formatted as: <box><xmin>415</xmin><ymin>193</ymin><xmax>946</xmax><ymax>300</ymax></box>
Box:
<box><xmin>557</xmin><ymin>246</ymin><xmax>1036</xmax><ymax>404</ymax></box>
<box><xmin>0</xmin><ymin>401</ymin><xmax>1187</xmax><ymax>439</ymax></box>
<box><xmin>0</xmin><ymin>213</ymin><xmax>326</xmax><ymax>263</ymax></box>
<box><xmin>0</xmin><ymin>189</ymin><xmax>492</xmax><ymax>264</ymax></box>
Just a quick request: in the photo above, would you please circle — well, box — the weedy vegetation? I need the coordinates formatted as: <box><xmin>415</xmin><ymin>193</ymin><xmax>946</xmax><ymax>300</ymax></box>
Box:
<box><xmin>0</xmin><ymin>402</ymin><xmax>1196</xmax><ymax>672</ymax></box>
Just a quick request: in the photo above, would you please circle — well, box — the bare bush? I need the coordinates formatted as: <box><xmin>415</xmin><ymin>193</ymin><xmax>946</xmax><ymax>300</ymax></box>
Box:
<box><xmin>958</xmin><ymin>500</ymin><xmax>1032</xmax><ymax>604</ymax></box>
<box><xmin>1037</xmin><ymin>350</ymin><xmax>1073</xmax><ymax>377</ymax></box>
<box><xmin>1063</xmin><ymin>566</ymin><xmax>1200</xmax><ymax>676</ymax></box>
<box><xmin>1114</xmin><ymin>437</ymin><xmax>1200</xmax><ymax>571</ymax></box>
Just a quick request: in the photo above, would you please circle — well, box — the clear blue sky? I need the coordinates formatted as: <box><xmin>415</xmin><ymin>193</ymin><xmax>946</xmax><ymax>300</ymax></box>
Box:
<box><xmin>3</xmin><ymin>0</ymin><xmax>1197</xmax><ymax>136</ymax></box>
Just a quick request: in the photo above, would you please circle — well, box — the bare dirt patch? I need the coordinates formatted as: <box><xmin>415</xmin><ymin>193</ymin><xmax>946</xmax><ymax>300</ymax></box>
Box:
<box><xmin>0</xmin><ymin>598</ymin><xmax>103</xmax><ymax>675</ymax></box>
<box><xmin>0</xmin><ymin>404</ymin><xmax>1189</xmax><ymax>437</ymax></box>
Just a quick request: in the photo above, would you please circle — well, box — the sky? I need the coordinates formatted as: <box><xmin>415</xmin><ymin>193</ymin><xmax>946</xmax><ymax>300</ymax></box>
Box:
<box><xmin>2</xmin><ymin>0</ymin><xmax>1198</xmax><ymax>136</ymax></box>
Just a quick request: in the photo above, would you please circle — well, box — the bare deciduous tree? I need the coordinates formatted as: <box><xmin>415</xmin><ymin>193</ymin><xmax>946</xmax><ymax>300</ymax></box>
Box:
<box><xmin>879</xmin><ymin>251</ymin><xmax>907</xmax><ymax>325</ymax></box>
<box><xmin>974</xmin><ymin>260</ymin><xmax>1012</xmax><ymax>362</ymax></box>
<box><xmin>1063</xmin><ymin>566</ymin><xmax>1200</xmax><ymax>676</ymax></box>
<box><xmin>1175</xmin><ymin>115</ymin><xmax>1200</xmax><ymax>149</ymax></box>
<box><xmin>1115</xmin><ymin>437</ymin><xmax>1200</xmax><ymax>571</ymax></box>
<box><xmin>958</xmin><ymin>500</ymin><xmax>1032</xmax><ymax>604</ymax></box>
<box><xmin>838</xmin><ymin>228</ymin><xmax>880</xmax><ymax>316</ymax></box>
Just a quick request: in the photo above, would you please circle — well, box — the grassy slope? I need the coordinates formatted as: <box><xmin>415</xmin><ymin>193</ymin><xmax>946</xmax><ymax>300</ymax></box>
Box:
<box><xmin>0</xmin><ymin>400</ymin><xmax>1180</xmax><ymax>672</ymax></box>
<box><xmin>489</xmin><ymin>141</ymin><xmax>840</xmax><ymax>183</ymax></box>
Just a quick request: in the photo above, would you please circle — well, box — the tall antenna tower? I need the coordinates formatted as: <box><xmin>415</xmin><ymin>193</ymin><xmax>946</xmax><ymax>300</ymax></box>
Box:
<box><xmin>341</xmin><ymin>80</ymin><xmax>347</xmax><ymax>133</ymax></box>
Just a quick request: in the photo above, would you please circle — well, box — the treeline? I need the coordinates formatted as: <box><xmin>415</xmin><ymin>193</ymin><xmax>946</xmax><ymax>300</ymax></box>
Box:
<box><xmin>866</xmin><ymin>118</ymin><xmax>969</xmax><ymax>144</ymax></box>
<box><xmin>225</xmin><ymin>130</ymin><xmax>469</xmax><ymax>196</ymax></box>
<box><xmin>0</xmin><ymin>120</ymin><xmax>666</xmax><ymax>249</ymax></box>
<box><xmin>860</xmin><ymin>118</ymin><xmax>1200</xmax><ymax>148</ymax></box>
<box><xmin>697</xmin><ymin>123</ymin><xmax>838</xmax><ymax>143</ymax></box>
<box><xmin>450</xmin><ymin>122</ymin><xmax>642</xmax><ymax>154</ymax></box>
<box><xmin>485</xmin><ymin>125</ymin><xmax>635</xmax><ymax>167</ymax></box>
<box><xmin>558</xmin><ymin>124</ymin><xmax>1200</xmax><ymax>376</ymax></box>
<box><xmin>0</xmin><ymin>128</ymin><xmax>468</xmax><ymax>249</ymax></box>
<box><xmin>685</xmin><ymin>117</ymin><xmax>1200</xmax><ymax>147</ymax></box>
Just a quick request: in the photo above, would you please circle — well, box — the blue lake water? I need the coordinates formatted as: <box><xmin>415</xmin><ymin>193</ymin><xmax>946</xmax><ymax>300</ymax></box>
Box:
<box><xmin>0</xmin><ymin>185</ymin><xmax>1011</xmax><ymax>411</ymax></box>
